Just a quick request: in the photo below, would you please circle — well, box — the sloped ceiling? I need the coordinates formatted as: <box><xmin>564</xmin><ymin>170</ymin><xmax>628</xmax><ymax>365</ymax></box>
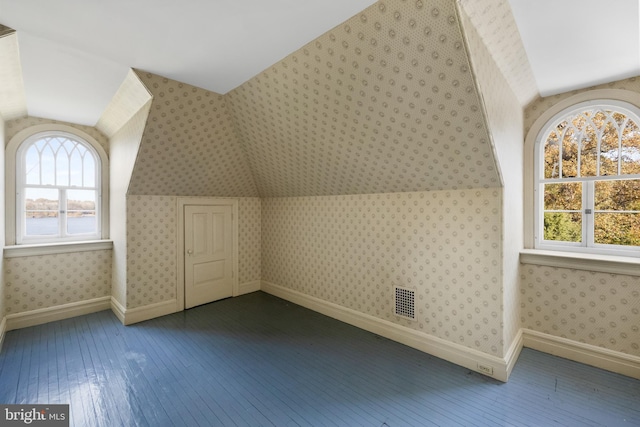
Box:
<box><xmin>127</xmin><ymin>71</ymin><xmax>259</xmax><ymax>197</ymax></box>
<box><xmin>458</xmin><ymin>0</ymin><xmax>537</xmax><ymax>106</ymax></box>
<box><xmin>0</xmin><ymin>25</ymin><xmax>27</xmax><ymax>120</ymax></box>
<box><xmin>228</xmin><ymin>0</ymin><xmax>500</xmax><ymax>197</ymax></box>
<box><xmin>0</xmin><ymin>0</ymin><xmax>376</xmax><ymax>126</ymax></box>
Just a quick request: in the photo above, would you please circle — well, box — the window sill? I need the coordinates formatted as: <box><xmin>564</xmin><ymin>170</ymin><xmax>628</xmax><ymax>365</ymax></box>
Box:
<box><xmin>520</xmin><ymin>249</ymin><xmax>640</xmax><ymax>276</ymax></box>
<box><xmin>3</xmin><ymin>240</ymin><xmax>113</xmax><ymax>258</ymax></box>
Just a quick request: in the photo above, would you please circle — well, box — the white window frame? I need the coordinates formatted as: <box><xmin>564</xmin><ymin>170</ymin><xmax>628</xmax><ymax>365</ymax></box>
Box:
<box><xmin>6</xmin><ymin>124</ymin><xmax>109</xmax><ymax>246</ymax></box>
<box><xmin>528</xmin><ymin>94</ymin><xmax>640</xmax><ymax>257</ymax></box>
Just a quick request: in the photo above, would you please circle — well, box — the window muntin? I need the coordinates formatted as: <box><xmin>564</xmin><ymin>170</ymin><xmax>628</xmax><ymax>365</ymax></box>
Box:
<box><xmin>535</xmin><ymin>100</ymin><xmax>640</xmax><ymax>255</ymax></box>
<box><xmin>17</xmin><ymin>132</ymin><xmax>101</xmax><ymax>243</ymax></box>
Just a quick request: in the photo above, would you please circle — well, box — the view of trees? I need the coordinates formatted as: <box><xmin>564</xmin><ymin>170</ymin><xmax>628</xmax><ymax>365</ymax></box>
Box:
<box><xmin>542</xmin><ymin>107</ymin><xmax>640</xmax><ymax>246</ymax></box>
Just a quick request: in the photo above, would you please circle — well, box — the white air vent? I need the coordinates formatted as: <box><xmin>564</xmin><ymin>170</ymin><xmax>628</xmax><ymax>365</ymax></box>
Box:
<box><xmin>394</xmin><ymin>286</ymin><xmax>415</xmax><ymax>320</ymax></box>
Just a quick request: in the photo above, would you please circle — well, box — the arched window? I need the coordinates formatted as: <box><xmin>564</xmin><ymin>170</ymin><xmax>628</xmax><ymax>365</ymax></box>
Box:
<box><xmin>6</xmin><ymin>126</ymin><xmax>109</xmax><ymax>245</ymax></box>
<box><xmin>534</xmin><ymin>100</ymin><xmax>640</xmax><ymax>255</ymax></box>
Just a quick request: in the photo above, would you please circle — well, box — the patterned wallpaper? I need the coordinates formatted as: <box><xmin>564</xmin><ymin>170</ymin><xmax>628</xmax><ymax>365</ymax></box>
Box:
<box><xmin>459</xmin><ymin>8</ymin><xmax>523</xmax><ymax>352</ymax></box>
<box><xmin>5</xmin><ymin>116</ymin><xmax>109</xmax><ymax>153</ymax></box>
<box><xmin>262</xmin><ymin>189</ymin><xmax>505</xmax><ymax>357</ymax></box>
<box><xmin>4</xmin><ymin>250</ymin><xmax>111</xmax><ymax>315</ymax></box>
<box><xmin>238</xmin><ymin>198</ymin><xmax>261</xmax><ymax>285</ymax></box>
<box><xmin>126</xmin><ymin>195</ymin><xmax>177</xmax><ymax>309</ymax></box>
<box><xmin>228</xmin><ymin>0</ymin><xmax>499</xmax><ymax>198</ymax></box>
<box><xmin>126</xmin><ymin>195</ymin><xmax>261</xmax><ymax>309</ymax></box>
<box><xmin>457</xmin><ymin>0</ymin><xmax>537</xmax><ymax>106</ymax></box>
<box><xmin>522</xmin><ymin>76</ymin><xmax>640</xmax><ymax>357</ymax></box>
<box><xmin>128</xmin><ymin>71</ymin><xmax>258</xmax><ymax>197</ymax></box>
<box><xmin>521</xmin><ymin>265</ymin><xmax>640</xmax><ymax>356</ymax></box>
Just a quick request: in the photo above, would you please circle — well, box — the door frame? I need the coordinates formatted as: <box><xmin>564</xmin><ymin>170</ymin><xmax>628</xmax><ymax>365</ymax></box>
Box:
<box><xmin>177</xmin><ymin>197</ymin><xmax>239</xmax><ymax>310</ymax></box>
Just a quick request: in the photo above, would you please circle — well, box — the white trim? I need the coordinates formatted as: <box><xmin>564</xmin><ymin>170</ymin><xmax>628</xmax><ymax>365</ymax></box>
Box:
<box><xmin>238</xmin><ymin>280</ymin><xmax>261</xmax><ymax>295</ymax></box>
<box><xmin>522</xmin><ymin>329</ymin><xmax>640</xmax><ymax>380</ymax></box>
<box><xmin>262</xmin><ymin>281</ymin><xmax>513</xmax><ymax>382</ymax></box>
<box><xmin>4</xmin><ymin>240</ymin><xmax>113</xmax><ymax>258</ymax></box>
<box><xmin>117</xmin><ymin>299</ymin><xmax>178</xmax><ymax>326</ymax></box>
<box><xmin>0</xmin><ymin>316</ymin><xmax>7</xmax><ymax>353</ymax></box>
<box><xmin>4</xmin><ymin>296</ymin><xmax>111</xmax><ymax>331</ymax></box>
<box><xmin>110</xmin><ymin>297</ymin><xmax>126</xmax><ymax>324</ymax></box>
<box><xmin>504</xmin><ymin>329</ymin><xmax>524</xmax><ymax>379</ymax></box>
<box><xmin>177</xmin><ymin>197</ymin><xmax>239</xmax><ymax>311</ymax></box>
<box><xmin>520</xmin><ymin>249</ymin><xmax>640</xmax><ymax>276</ymax></box>
<box><xmin>6</xmin><ymin>124</ymin><xmax>110</xmax><ymax>246</ymax></box>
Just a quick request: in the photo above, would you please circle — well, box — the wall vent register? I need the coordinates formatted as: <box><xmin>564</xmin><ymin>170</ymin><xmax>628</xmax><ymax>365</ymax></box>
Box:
<box><xmin>394</xmin><ymin>286</ymin><xmax>416</xmax><ymax>320</ymax></box>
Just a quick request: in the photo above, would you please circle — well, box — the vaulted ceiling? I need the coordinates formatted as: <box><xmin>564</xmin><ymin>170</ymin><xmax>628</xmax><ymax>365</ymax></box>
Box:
<box><xmin>1</xmin><ymin>0</ymin><xmax>639</xmax><ymax>198</ymax></box>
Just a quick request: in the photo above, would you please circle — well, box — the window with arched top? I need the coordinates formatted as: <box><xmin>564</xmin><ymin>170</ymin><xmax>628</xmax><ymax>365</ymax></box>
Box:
<box><xmin>12</xmin><ymin>130</ymin><xmax>106</xmax><ymax>244</ymax></box>
<box><xmin>534</xmin><ymin>100</ymin><xmax>640</xmax><ymax>255</ymax></box>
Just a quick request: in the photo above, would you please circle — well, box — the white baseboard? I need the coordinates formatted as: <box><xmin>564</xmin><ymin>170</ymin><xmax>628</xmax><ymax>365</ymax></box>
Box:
<box><xmin>522</xmin><ymin>329</ymin><xmax>640</xmax><ymax>380</ymax></box>
<box><xmin>262</xmin><ymin>281</ymin><xmax>512</xmax><ymax>382</ymax></box>
<box><xmin>238</xmin><ymin>280</ymin><xmax>261</xmax><ymax>296</ymax></box>
<box><xmin>5</xmin><ymin>296</ymin><xmax>111</xmax><ymax>331</ymax></box>
<box><xmin>116</xmin><ymin>299</ymin><xmax>178</xmax><ymax>326</ymax></box>
<box><xmin>110</xmin><ymin>297</ymin><xmax>126</xmax><ymax>324</ymax></box>
<box><xmin>0</xmin><ymin>316</ymin><xmax>7</xmax><ymax>353</ymax></box>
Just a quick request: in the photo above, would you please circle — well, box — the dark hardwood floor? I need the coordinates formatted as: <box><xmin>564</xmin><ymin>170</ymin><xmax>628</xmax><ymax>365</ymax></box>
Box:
<box><xmin>1</xmin><ymin>291</ymin><xmax>638</xmax><ymax>426</ymax></box>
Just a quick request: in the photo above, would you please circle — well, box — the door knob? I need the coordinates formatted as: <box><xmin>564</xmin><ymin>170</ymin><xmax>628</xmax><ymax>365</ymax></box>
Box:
<box><xmin>187</xmin><ymin>249</ymin><xmax>193</xmax><ymax>255</ymax></box>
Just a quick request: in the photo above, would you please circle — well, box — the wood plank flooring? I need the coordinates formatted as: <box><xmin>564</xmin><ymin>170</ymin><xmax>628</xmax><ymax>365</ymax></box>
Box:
<box><xmin>1</xmin><ymin>291</ymin><xmax>639</xmax><ymax>426</ymax></box>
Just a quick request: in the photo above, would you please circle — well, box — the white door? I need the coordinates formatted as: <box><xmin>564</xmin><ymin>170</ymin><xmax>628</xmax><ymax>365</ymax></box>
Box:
<box><xmin>184</xmin><ymin>204</ymin><xmax>234</xmax><ymax>309</ymax></box>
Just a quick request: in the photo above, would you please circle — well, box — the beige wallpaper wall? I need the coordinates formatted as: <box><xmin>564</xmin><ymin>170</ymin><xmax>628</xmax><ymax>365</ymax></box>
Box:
<box><xmin>521</xmin><ymin>265</ymin><xmax>640</xmax><ymax>356</ymax></box>
<box><xmin>262</xmin><ymin>189</ymin><xmax>505</xmax><ymax>357</ymax></box>
<box><xmin>128</xmin><ymin>71</ymin><xmax>258</xmax><ymax>197</ymax></box>
<box><xmin>5</xmin><ymin>116</ymin><xmax>109</xmax><ymax>153</ymax></box>
<box><xmin>126</xmin><ymin>195</ymin><xmax>261</xmax><ymax>309</ymax></box>
<box><xmin>4</xmin><ymin>250</ymin><xmax>111</xmax><ymax>315</ymax></box>
<box><xmin>126</xmin><ymin>195</ymin><xmax>177</xmax><ymax>309</ymax></box>
<box><xmin>459</xmin><ymin>8</ymin><xmax>523</xmax><ymax>352</ymax></box>
<box><xmin>228</xmin><ymin>0</ymin><xmax>499</xmax><ymax>198</ymax></box>
<box><xmin>522</xmin><ymin>76</ymin><xmax>640</xmax><ymax>356</ymax></box>
<box><xmin>238</xmin><ymin>198</ymin><xmax>261</xmax><ymax>285</ymax></box>
<box><xmin>110</xmin><ymin>97</ymin><xmax>152</xmax><ymax>307</ymax></box>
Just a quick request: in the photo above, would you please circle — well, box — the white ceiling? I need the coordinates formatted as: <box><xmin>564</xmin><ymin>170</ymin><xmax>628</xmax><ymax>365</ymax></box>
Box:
<box><xmin>509</xmin><ymin>0</ymin><xmax>640</xmax><ymax>97</ymax></box>
<box><xmin>0</xmin><ymin>0</ymin><xmax>639</xmax><ymax>126</ymax></box>
<box><xmin>0</xmin><ymin>0</ymin><xmax>376</xmax><ymax>125</ymax></box>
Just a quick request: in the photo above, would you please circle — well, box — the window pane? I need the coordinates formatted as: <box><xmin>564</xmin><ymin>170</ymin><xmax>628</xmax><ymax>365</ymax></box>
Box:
<box><xmin>40</xmin><ymin>145</ymin><xmax>56</xmax><ymax>185</ymax></box>
<box><xmin>594</xmin><ymin>213</ymin><xmax>640</xmax><ymax>246</ymax></box>
<box><xmin>67</xmin><ymin>189</ymin><xmax>97</xmax><ymax>235</ymax></box>
<box><xmin>543</xmin><ymin>212</ymin><xmax>582</xmax><ymax>242</ymax></box>
<box><xmin>561</xmin><ymin>128</ymin><xmax>579</xmax><ymax>178</ymax></box>
<box><xmin>69</xmin><ymin>149</ymin><xmax>83</xmax><ymax>187</ymax></box>
<box><xmin>83</xmin><ymin>154</ymin><xmax>96</xmax><ymax>187</ymax></box>
<box><xmin>580</xmin><ymin>124</ymin><xmax>598</xmax><ymax>177</ymax></box>
<box><xmin>24</xmin><ymin>188</ymin><xmax>59</xmax><ymax>236</ymax></box>
<box><xmin>25</xmin><ymin>146</ymin><xmax>41</xmax><ymax>185</ymax></box>
<box><xmin>599</xmin><ymin>121</ymin><xmax>619</xmax><ymax>176</ymax></box>
<box><xmin>56</xmin><ymin>147</ymin><xmax>70</xmax><ymax>186</ymax></box>
<box><xmin>544</xmin><ymin>182</ymin><xmax>582</xmax><ymax>210</ymax></box>
<box><xmin>621</xmin><ymin>120</ymin><xmax>640</xmax><ymax>175</ymax></box>
<box><xmin>595</xmin><ymin>180</ymin><xmax>640</xmax><ymax>211</ymax></box>
<box><xmin>544</xmin><ymin>131</ymin><xmax>560</xmax><ymax>179</ymax></box>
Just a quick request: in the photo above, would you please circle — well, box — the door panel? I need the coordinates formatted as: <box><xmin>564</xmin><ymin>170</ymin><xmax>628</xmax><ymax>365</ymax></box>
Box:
<box><xmin>184</xmin><ymin>204</ymin><xmax>233</xmax><ymax>308</ymax></box>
